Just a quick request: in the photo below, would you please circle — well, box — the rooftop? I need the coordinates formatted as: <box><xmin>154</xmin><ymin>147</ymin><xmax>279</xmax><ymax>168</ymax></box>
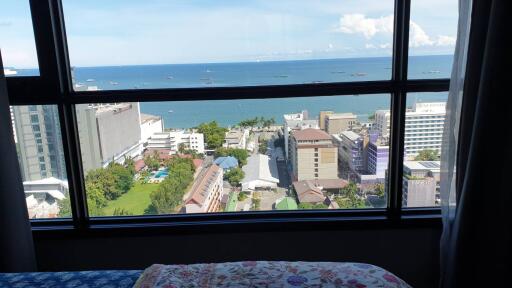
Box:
<box><xmin>275</xmin><ymin>197</ymin><xmax>298</xmax><ymax>210</ymax></box>
<box><xmin>242</xmin><ymin>154</ymin><xmax>279</xmax><ymax>185</ymax></box>
<box><xmin>214</xmin><ymin>156</ymin><xmax>239</xmax><ymax>170</ymax></box>
<box><xmin>23</xmin><ymin>177</ymin><xmax>68</xmax><ymax>188</ymax></box>
<box><xmin>403</xmin><ymin>161</ymin><xmax>441</xmax><ymax>172</ymax></box>
<box><xmin>341</xmin><ymin>130</ymin><xmax>362</xmax><ymax>141</ymax></box>
<box><xmin>292</xmin><ymin>128</ymin><xmax>332</xmax><ymax>141</ymax></box>
<box><xmin>326</xmin><ymin>113</ymin><xmax>356</xmax><ymax>120</ymax></box>
<box><xmin>185</xmin><ymin>164</ymin><xmax>222</xmax><ymax>207</ymax></box>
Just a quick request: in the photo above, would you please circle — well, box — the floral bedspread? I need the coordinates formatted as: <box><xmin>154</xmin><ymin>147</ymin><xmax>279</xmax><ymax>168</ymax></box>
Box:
<box><xmin>134</xmin><ymin>261</ymin><xmax>411</xmax><ymax>288</ymax></box>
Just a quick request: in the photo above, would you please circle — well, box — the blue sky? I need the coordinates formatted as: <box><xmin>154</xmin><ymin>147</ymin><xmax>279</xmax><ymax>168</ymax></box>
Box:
<box><xmin>1</xmin><ymin>0</ymin><xmax>457</xmax><ymax>68</ymax></box>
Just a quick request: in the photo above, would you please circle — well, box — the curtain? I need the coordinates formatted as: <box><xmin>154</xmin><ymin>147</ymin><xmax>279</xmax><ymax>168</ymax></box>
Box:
<box><xmin>0</xmin><ymin>51</ymin><xmax>37</xmax><ymax>272</ymax></box>
<box><xmin>440</xmin><ymin>0</ymin><xmax>510</xmax><ymax>287</ymax></box>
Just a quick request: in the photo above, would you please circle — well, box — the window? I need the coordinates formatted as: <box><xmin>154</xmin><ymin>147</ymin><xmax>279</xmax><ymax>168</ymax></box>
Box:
<box><xmin>5</xmin><ymin>0</ymin><xmax>457</xmax><ymax>225</ymax></box>
<box><xmin>62</xmin><ymin>0</ymin><xmax>395</xmax><ymax>90</ymax></box>
<box><xmin>0</xmin><ymin>1</ymin><xmax>40</xmax><ymax>76</ymax></box>
<box><xmin>408</xmin><ymin>0</ymin><xmax>458</xmax><ymax>79</ymax></box>
<box><xmin>10</xmin><ymin>105</ymin><xmax>70</xmax><ymax>219</ymax></box>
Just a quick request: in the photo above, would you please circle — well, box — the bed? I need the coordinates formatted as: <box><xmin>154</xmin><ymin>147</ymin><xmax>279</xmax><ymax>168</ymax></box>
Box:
<box><xmin>0</xmin><ymin>261</ymin><xmax>411</xmax><ymax>287</ymax></box>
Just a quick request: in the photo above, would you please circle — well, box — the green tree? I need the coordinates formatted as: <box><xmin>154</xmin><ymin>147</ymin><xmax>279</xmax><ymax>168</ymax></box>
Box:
<box><xmin>57</xmin><ymin>199</ymin><xmax>71</xmax><ymax>217</ymax></box>
<box><xmin>336</xmin><ymin>181</ymin><xmax>368</xmax><ymax>209</ymax></box>
<box><xmin>374</xmin><ymin>183</ymin><xmax>385</xmax><ymax>198</ymax></box>
<box><xmin>237</xmin><ymin>192</ymin><xmax>248</xmax><ymax>201</ymax></box>
<box><xmin>414</xmin><ymin>149</ymin><xmax>440</xmax><ymax>161</ymax></box>
<box><xmin>224</xmin><ymin>167</ymin><xmax>245</xmax><ymax>186</ymax></box>
<box><xmin>215</xmin><ymin>147</ymin><xmax>249</xmax><ymax>166</ymax></box>
<box><xmin>298</xmin><ymin>203</ymin><xmax>328</xmax><ymax>209</ymax></box>
<box><xmin>178</xmin><ymin>143</ymin><xmax>186</xmax><ymax>154</ymax></box>
<box><xmin>85</xmin><ymin>168</ymin><xmax>121</xmax><ymax>200</ymax></box>
<box><xmin>108</xmin><ymin>162</ymin><xmax>134</xmax><ymax>194</ymax></box>
<box><xmin>144</xmin><ymin>151</ymin><xmax>160</xmax><ymax>171</ymax></box>
<box><xmin>368</xmin><ymin>113</ymin><xmax>376</xmax><ymax>121</ymax></box>
<box><xmin>85</xmin><ymin>181</ymin><xmax>108</xmax><ymax>216</ymax></box>
<box><xmin>196</xmin><ymin>121</ymin><xmax>228</xmax><ymax>149</ymax></box>
<box><xmin>124</xmin><ymin>156</ymin><xmax>136</xmax><ymax>176</ymax></box>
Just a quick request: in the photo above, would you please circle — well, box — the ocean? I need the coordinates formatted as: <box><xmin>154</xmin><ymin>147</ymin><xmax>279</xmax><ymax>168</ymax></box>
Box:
<box><xmin>14</xmin><ymin>55</ymin><xmax>453</xmax><ymax>128</ymax></box>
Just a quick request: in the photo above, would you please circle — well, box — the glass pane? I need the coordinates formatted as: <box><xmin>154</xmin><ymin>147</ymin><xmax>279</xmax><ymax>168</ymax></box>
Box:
<box><xmin>408</xmin><ymin>0</ymin><xmax>458</xmax><ymax>79</ymax></box>
<box><xmin>63</xmin><ymin>0</ymin><xmax>394</xmax><ymax>90</ymax></box>
<box><xmin>76</xmin><ymin>95</ymin><xmax>391</xmax><ymax>217</ymax></box>
<box><xmin>0</xmin><ymin>1</ymin><xmax>39</xmax><ymax>76</ymax></box>
<box><xmin>401</xmin><ymin>92</ymin><xmax>448</xmax><ymax>207</ymax></box>
<box><xmin>11</xmin><ymin>105</ymin><xmax>70</xmax><ymax>218</ymax></box>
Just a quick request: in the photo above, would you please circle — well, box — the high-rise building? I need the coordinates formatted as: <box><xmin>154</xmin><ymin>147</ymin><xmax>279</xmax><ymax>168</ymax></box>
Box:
<box><xmin>402</xmin><ymin>161</ymin><xmax>441</xmax><ymax>207</ymax></box>
<box><xmin>375</xmin><ymin>102</ymin><xmax>446</xmax><ymax>159</ymax></box>
<box><xmin>12</xmin><ymin>105</ymin><xmax>67</xmax><ymax>181</ymax></box>
<box><xmin>283</xmin><ymin>110</ymin><xmax>318</xmax><ymax>160</ymax></box>
<box><xmin>290</xmin><ymin>128</ymin><xmax>338</xmax><ymax>181</ymax></box>
<box><xmin>324</xmin><ymin>113</ymin><xmax>357</xmax><ymax>135</ymax></box>
<box><xmin>367</xmin><ymin>137</ymin><xmax>389</xmax><ymax>180</ymax></box>
<box><xmin>140</xmin><ymin>113</ymin><xmax>164</xmax><ymax>144</ymax></box>
<box><xmin>333</xmin><ymin>131</ymin><xmax>365</xmax><ymax>174</ymax></box>
<box><xmin>76</xmin><ymin>103</ymin><xmax>143</xmax><ymax>173</ymax></box>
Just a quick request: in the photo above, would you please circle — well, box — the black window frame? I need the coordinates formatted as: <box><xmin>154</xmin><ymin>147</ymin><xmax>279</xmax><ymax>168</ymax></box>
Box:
<box><xmin>6</xmin><ymin>0</ymin><xmax>447</xmax><ymax>233</ymax></box>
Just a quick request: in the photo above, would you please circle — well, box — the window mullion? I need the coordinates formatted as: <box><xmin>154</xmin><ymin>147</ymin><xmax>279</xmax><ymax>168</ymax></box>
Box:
<box><xmin>388</xmin><ymin>0</ymin><xmax>411</xmax><ymax>218</ymax></box>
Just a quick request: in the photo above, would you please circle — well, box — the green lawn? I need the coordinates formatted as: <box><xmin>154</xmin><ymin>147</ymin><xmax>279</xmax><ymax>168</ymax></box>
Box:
<box><xmin>103</xmin><ymin>182</ymin><xmax>159</xmax><ymax>215</ymax></box>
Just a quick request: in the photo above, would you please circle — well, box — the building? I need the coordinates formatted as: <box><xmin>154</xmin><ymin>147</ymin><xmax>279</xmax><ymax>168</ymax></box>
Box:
<box><xmin>402</xmin><ymin>161</ymin><xmax>441</xmax><ymax>207</ymax></box>
<box><xmin>367</xmin><ymin>137</ymin><xmax>390</xmax><ymax>180</ymax></box>
<box><xmin>23</xmin><ymin>177</ymin><xmax>68</xmax><ymax>219</ymax></box>
<box><xmin>140</xmin><ymin>113</ymin><xmax>164</xmax><ymax>144</ymax></box>
<box><xmin>375</xmin><ymin>102</ymin><xmax>446</xmax><ymax>159</ymax></box>
<box><xmin>319</xmin><ymin>111</ymin><xmax>334</xmax><ymax>130</ymax></box>
<box><xmin>213</xmin><ymin>156</ymin><xmax>239</xmax><ymax>171</ymax></box>
<box><xmin>290</xmin><ymin>128</ymin><xmax>338</xmax><ymax>181</ymax></box>
<box><xmin>292</xmin><ymin>179</ymin><xmax>348</xmax><ymax>204</ymax></box>
<box><xmin>241</xmin><ymin>154</ymin><xmax>279</xmax><ymax>191</ymax></box>
<box><xmin>324</xmin><ymin>113</ymin><xmax>357</xmax><ymax>135</ymax></box>
<box><xmin>76</xmin><ymin>103</ymin><xmax>143</xmax><ymax>173</ymax></box>
<box><xmin>184</xmin><ymin>164</ymin><xmax>224</xmax><ymax>213</ymax></box>
<box><xmin>146</xmin><ymin>130</ymin><xmax>205</xmax><ymax>154</ymax></box>
<box><xmin>12</xmin><ymin>105</ymin><xmax>67</xmax><ymax>181</ymax></box>
<box><xmin>223</xmin><ymin>129</ymin><xmax>249</xmax><ymax>149</ymax></box>
<box><xmin>333</xmin><ymin>131</ymin><xmax>365</xmax><ymax>175</ymax></box>
<box><xmin>283</xmin><ymin>110</ymin><xmax>319</xmax><ymax>159</ymax></box>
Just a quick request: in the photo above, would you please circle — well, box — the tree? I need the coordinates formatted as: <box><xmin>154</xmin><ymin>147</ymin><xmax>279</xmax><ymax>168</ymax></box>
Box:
<box><xmin>340</xmin><ymin>182</ymin><xmax>358</xmax><ymax>199</ymax></box>
<box><xmin>262</xmin><ymin>117</ymin><xmax>276</xmax><ymax>128</ymax></box>
<box><xmin>58</xmin><ymin>199</ymin><xmax>71</xmax><ymax>217</ymax></box>
<box><xmin>414</xmin><ymin>149</ymin><xmax>440</xmax><ymax>161</ymax></box>
<box><xmin>85</xmin><ymin>168</ymin><xmax>121</xmax><ymax>200</ymax></box>
<box><xmin>85</xmin><ymin>181</ymin><xmax>108</xmax><ymax>216</ymax></box>
<box><xmin>150</xmin><ymin>157</ymin><xmax>196</xmax><ymax>214</ymax></box>
<box><xmin>224</xmin><ymin>167</ymin><xmax>245</xmax><ymax>186</ymax></box>
<box><xmin>298</xmin><ymin>203</ymin><xmax>328</xmax><ymax>209</ymax></box>
<box><xmin>258</xmin><ymin>138</ymin><xmax>268</xmax><ymax>154</ymax></box>
<box><xmin>336</xmin><ymin>181</ymin><xmax>368</xmax><ymax>209</ymax></box>
<box><xmin>196</xmin><ymin>121</ymin><xmax>228</xmax><ymax>149</ymax></box>
<box><xmin>368</xmin><ymin>113</ymin><xmax>376</xmax><ymax>121</ymax></box>
<box><xmin>215</xmin><ymin>147</ymin><xmax>249</xmax><ymax>166</ymax></box>
<box><xmin>374</xmin><ymin>183</ymin><xmax>385</xmax><ymax>198</ymax></box>
<box><xmin>144</xmin><ymin>151</ymin><xmax>160</xmax><ymax>171</ymax></box>
<box><xmin>108</xmin><ymin>162</ymin><xmax>134</xmax><ymax>194</ymax></box>
<box><xmin>124</xmin><ymin>155</ymin><xmax>136</xmax><ymax>176</ymax></box>
<box><xmin>178</xmin><ymin>143</ymin><xmax>186</xmax><ymax>154</ymax></box>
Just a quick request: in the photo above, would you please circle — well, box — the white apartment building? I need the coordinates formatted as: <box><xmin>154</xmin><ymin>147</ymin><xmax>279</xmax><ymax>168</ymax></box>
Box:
<box><xmin>223</xmin><ymin>129</ymin><xmax>249</xmax><ymax>149</ymax></box>
<box><xmin>140</xmin><ymin>113</ymin><xmax>164</xmax><ymax>144</ymax></box>
<box><xmin>283</xmin><ymin>110</ymin><xmax>319</xmax><ymax>159</ymax></box>
<box><xmin>147</xmin><ymin>130</ymin><xmax>205</xmax><ymax>154</ymax></box>
<box><xmin>375</xmin><ymin>102</ymin><xmax>446</xmax><ymax>158</ymax></box>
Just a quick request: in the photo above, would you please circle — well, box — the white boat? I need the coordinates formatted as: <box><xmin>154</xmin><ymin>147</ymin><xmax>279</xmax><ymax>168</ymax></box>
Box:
<box><xmin>167</xmin><ymin>76</ymin><xmax>174</xmax><ymax>79</ymax></box>
<box><xmin>109</xmin><ymin>81</ymin><xmax>119</xmax><ymax>85</ymax></box>
<box><xmin>168</xmin><ymin>110</ymin><xmax>174</xmax><ymax>113</ymax></box>
<box><xmin>86</xmin><ymin>79</ymin><xmax>95</xmax><ymax>82</ymax></box>
<box><xmin>3</xmin><ymin>68</ymin><xmax>17</xmax><ymax>76</ymax></box>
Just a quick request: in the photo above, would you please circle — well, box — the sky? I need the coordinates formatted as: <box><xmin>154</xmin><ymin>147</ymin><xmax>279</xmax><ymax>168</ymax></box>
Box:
<box><xmin>0</xmin><ymin>0</ymin><xmax>458</xmax><ymax>68</ymax></box>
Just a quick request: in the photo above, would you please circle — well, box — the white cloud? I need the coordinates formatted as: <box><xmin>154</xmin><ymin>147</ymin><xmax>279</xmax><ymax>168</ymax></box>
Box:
<box><xmin>337</xmin><ymin>13</ymin><xmax>456</xmax><ymax>49</ymax></box>
<box><xmin>337</xmin><ymin>14</ymin><xmax>393</xmax><ymax>39</ymax></box>
<box><xmin>409</xmin><ymin>22</ymin><xmax>434</xmax><ymax>47</ymax></box>
<box><xmin>435</xmin><ymin>35</ymin><xmax>456</xmax><ymax>46</ymax></box>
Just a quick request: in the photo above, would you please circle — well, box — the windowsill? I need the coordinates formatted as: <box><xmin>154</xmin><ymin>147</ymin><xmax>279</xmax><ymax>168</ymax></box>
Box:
<box><xmin>31</xmin><ymin>209</ymin><xmax>441</xmax><ymax>237</ymax></box>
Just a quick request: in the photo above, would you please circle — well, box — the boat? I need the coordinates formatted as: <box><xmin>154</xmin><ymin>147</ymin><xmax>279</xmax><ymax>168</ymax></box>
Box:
<box><xmin>86</xmin><ymin>79</ymin><xmax>95</xmax><ymax>82</ymax></box>
<box><xmin>109</xmin><ymin>81</ymin><xmax>119</xmax><ymax>85</ymax></box>
<box><xmin>330</xmin><ymin>71</ymin><xmax>345</xmax><ymax>74</ymax></box>
<box><xmin>167</xmin><ymin>76</ymin><xmax>174</xmax><ymax>79</ymax></box>
<box><xmin>429</xmin><ymin>70</ymin><xmax>441</xmax><ymax>74</ymax></box>
<box><xmin>205</xmin><ymin>69</ymin><xmax>212</xmax><ymax>73</ymax></box>
<box><xmin>351</xmin><ymin>72</ymin><xmax>367</xmax><ymax>76</ymax></box>
<box><xmin>3</xmin><ymin>68</ymin><xmax>17</xmax><ymax>76</ymax></box>
<box><xmin>274</xmin><ymin>75</ymin><xmax>289</xmax><ymax>78</ymax></box>
<box><xmin>168</xmin><ymin>110</ymin><xmax>174</xmax><ymax>113</ymax></box>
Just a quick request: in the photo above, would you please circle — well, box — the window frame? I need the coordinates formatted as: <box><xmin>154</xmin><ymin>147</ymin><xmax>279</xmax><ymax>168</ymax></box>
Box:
<box><xmin>7</xmin><ymin>0</ymin><xmax>448</xmax><ymax>232</ymax></box>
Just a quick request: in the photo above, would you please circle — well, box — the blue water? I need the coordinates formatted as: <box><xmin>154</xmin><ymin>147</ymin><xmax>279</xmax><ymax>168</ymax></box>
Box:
<box><xmin>154</xmin><ymin>168</ymin><xmax>169</xmax><ymax>178</ymax></box>
<box><xmin>11</xmin><ymin>55</ymin><xmax>453</xmax><ymax>128</ymax></box>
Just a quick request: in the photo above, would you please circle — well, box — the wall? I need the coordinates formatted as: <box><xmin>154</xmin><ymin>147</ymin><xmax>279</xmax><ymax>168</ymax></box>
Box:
<box><xmin>33</xmin><ymin>227</ymin><xmax>441</xmax><ymax>288</ymax></box>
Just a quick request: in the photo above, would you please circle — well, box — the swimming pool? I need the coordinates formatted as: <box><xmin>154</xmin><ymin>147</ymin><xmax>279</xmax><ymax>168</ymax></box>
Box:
<box><xmin>154</xmin><ymin>169</ymin><xmax>169</xmax><ymax>178</ymax></box>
